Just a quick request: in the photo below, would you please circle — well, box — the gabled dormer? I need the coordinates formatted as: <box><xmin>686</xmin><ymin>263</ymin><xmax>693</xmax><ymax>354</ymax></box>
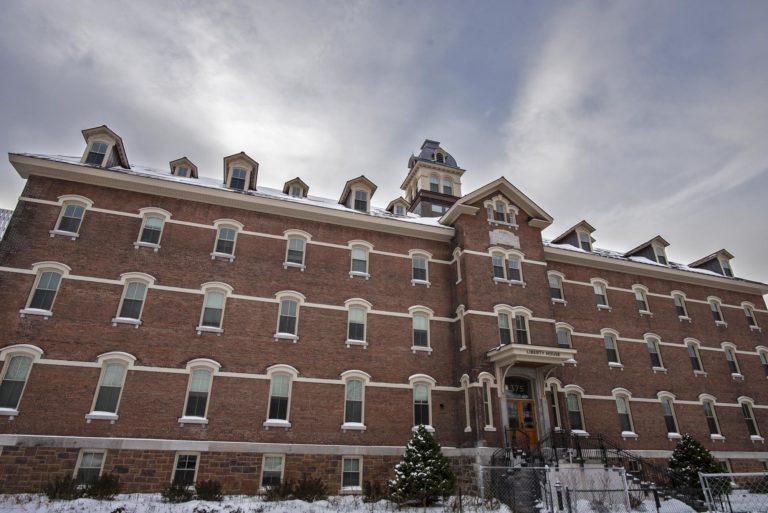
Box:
<box><xmin>80</xmin><ymin>125</ymin><xmax>130</xmax><ymax>169</ymax></box>
<box><xmin>339</xmin><ymin>176</ymin><xmax>377</xmax><ymax>213</ymax></box>
<box><xmin>625</xmin><ymin>236</ymin><xmax>670</xmax><ymax>266</ymax></box>
<box><xmin>283</xmin><ymin>177</ymin><xmax>309</xmax><ymax>198</ymax></box>
<box><xmin>690</xmin><ymin>249</ymin><xmax>735</xmax><ymax>277</ymax></box>
<box><xmin>169</xmin><ymin>157</ymin><xmax>198</xmax><ymax>179</ymax></box>
<box><xmin>223</xmin><ymin>152</ymin><xmax>258</xmax><ymax>192</ymax></box>
<box><xmin>400</xmin><ymin>139</ymin><xmax>466</xmax><ymax>217</ymax></box>
<box><xmin>386</xmin><ymin>198</ymin><xmax>410</xmax><ymax>217</ymax></box>
<box><xmin>551</xmin><ymin>220</ymin><xmax>596</xmax><ymax>252</ymax></box>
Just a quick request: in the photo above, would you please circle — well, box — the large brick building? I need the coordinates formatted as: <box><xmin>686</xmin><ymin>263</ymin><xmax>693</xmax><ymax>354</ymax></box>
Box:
<box><xmin>0</xmin><ymin>126</ymin><xmax>766</xmax><ymax>493</ymax></box>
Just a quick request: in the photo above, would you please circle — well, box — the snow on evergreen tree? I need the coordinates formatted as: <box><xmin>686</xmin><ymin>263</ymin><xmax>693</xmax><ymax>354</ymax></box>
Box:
<box><xmin>388</xmin><ymin>425</ymin><xmax>456</xmax><ymax>506</ymax></box>
<box><xmin>668</xmin><ymin>433</ymin><xmax>722</xmax><ymax>490</ymax></box>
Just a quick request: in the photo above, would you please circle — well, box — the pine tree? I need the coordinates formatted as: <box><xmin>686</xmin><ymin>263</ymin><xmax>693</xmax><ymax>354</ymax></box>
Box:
<box><xmin>388</xmin><ymin>425</ymin><xmax>456</xmax><ymax>506</ymax></box>
<box><xmin>667</xmin><ymin>433</ymin><xmax>722</xmax><ymax>490</ymax></box>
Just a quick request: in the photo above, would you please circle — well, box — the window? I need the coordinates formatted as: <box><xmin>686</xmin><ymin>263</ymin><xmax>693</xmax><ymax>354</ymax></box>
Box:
<box><xmin>349</xmin><ymin>242</ymin><xmax>371</xmax><ymax>277</ymax></box>
<box><xmin>412</xmin><ymin>314</ymin><xmax>429</xmax><ymax>348</ymax></box>
<box><xmin>494</xmin><ymin>201</ymin><xmax>507</xmax><ymax>222</ymax></box>
<box><xmin>27</xmin><ymin>270</ymin><xmax>62</xmax><ymax>312</ymax></box>
<box><xmin>75</xmin><ymin>451</ymin><xmax>105</xmax><ymax>484</ymax></box>
<box><xmin>566</xmin><ymin>392</ymin><xmax>585</xmax><ymax>431</ymax></box>
<box><xmin>172</xmin><ymin>453</ymin><xmax>198</xmax><ymax>485</ymax></box>
<box><xmin>634</xmin><ymin>287</ymin><xmax>650</xmax><ymax>312</ymax></box>
<box><xmin>268</xmin><ymin>374</ymin><xmax>290</xmax><ymax>421</ymax></box>
<box><xmin>673</xmin><ymin>293</ymin><xmax>688</xmax><ymax>318</ymax></box>
<box><xmin>139</xmin><ymin>217</ymin><xmax>163</xmax><ymax>244</ymax></box>
<box><xmin>615</xmin><ymin>395</ymin><xmax>634</xmax><ymax>434</ymax></box>
<box><xmin>85</xmin><ymin>141</ymin><xmax>108</xmax><ymax>165</ymax></box>
<box><xmin>498</xmin><ymin>313</ymin><xmax>512</xmax><ymax>345</ymax></box>
<box><xmin>413</xmin><ymin>383</ymin><xmax>430</xmax><ymax>427</ymax></box>
<box><xmin>431</xmin><ymin>204</ymin><xmax>448</xmax><ymax>214</ymax></box>
<box><xmin>0</xmin><ymin>355</ymin><xmax>33</xmax><ymax>410</ymax></box>
<box><xmin>484</xmin><ymin>197</ymin><xmax>517</xmax><ymax>225</ymax></box>
<box><xmin>412</xmin><ymin>255</ymin><xmax>428</xmax><ymax>282</ymax></box>
<box><xmin>686</xmin><ymin>340</ymin><xmax>704</xmax><ymax>372</ymax></box>
<box><xmin>92</xmin><ymin>362</ymin><xmax>127</xmax><ymax>415</ymax></box>
<box><xmin>442</xmin><ymin>177</ymin><xmax>453</xmax><ymax>195</ymax></box>
<box><xmin>177</xmin><ymin>166</ymin><xmax>189</xmax><ymax>177</ymax></box>
<box><xmin>342</xmin><ymin>457</ymin><xmax>362</xmax><ymax>491</ymax></box>
<box><xmin>394</xmin><ymin>204</ymin><xmax>405</xmax><ymax>216</ymax></box>
<box><xmin>230</xmin><ymin>167</ymin><xmax>247</xmax><ymax>190</ymax></box>
<box><xmin>646</xmin><ymin>337</ymin><xmax>663</xmax><ymax>369</ymax></box>
<box><xmin>660</xmin><ymin>396</ymin><xmax>679</xmax><ymax>435</ymax></box>
<box><xmin>289</xmin><ymin>185</ymin><xmax>302</xmax><ymax>197</ymax></box>
<box><xmin>759</xmin><ymin>349</ymin><xmax>768</xmax><ymax>377</ymax></box>
<box><xmin>116</xmin><ymin>281</ymin><xmax>147</xmax><ymax>321</ymax></box>
<box><xmin>261</xmin><ymin>455</ymin><xmax>284</xmax><ymax>488</ymax></box>
<box><xmin>592</xmin><ymin>280</ymin><xmax>608</xmax><ymax>307</ymax></box>
<box><xmin>556</xmin><ymin>327</ymin><xmax>572</xmax><ymax>348</ymax></box>
<box><xmin>740</xmin><ymin>400</ymin><xmax>761</xmax><ymax>438</ymax></box>
<box><xmin>549</xmin><ymin>273</ymin><xmax>564</xmax><ymax>301</ymax></box>
<box><xmin>183</xmin><ymin>369</ymin><xmax>212</xmax><ymax>419</ymax></box>
<box><xmin>723</xmin><ymin>345</ymin><xmax>741</xmax><ymax>376</ymax></box>
<box><xmin>492</xmin><ymin>252</ymin><xmax>505</xmax><ymax>279</ymax></box>
<box><xmin>429</xmin><ymin>175</ymin><xmax>439</xmax><ymax>192</ymax></box>
<box><xmin>434</xmin><ymin>152</ymin><xmax>444</xmax><ymax>163</ymax></box>
<box><xmin>345</xmin><ymin>300</ymin><xmax>370</xmax><ymax>345</ymax></box>
<box><xmin>743</xmin><ymin>304</ymin><xmax>758</xmax><ymax>329</ymax></box>
<box><xmin>283</xmin><ymin>230</ymin><xmax>311</xmax><ymax>269</ymax></box>
<box><xmin>353</xmin><ymin>190</ymin><xmax>368</xmax><ymax>212</ymax></box>
<box><xmin>479</xmin><ymin>374</ymin><xmax>495</xmax><ymax>430</ymax></box>
<box><xmin>720</xmin><ymin>258</ymin><xmax>733</xmax><ymax>277</ymax></box>
<box><xmin>578</xmin><ymin>231</ymin><xmax>592</xmax><ymax>252</ymax></box>
<box><xmin>201</xmin><ymin>292</ymin><xmax>225</xmax><ymax>329</ymax></box>
<box><xmin>57</xmin><ymin>204</ymin><xmax>86</xmax><ymax>234</ymax></box>
<box><xmin>603</xmin><ymin>332</ymin><xmax>620</xmax><ymax>365</ymax></box>
<box><xmin>514</xmin><ymin>314</ymin><xmax>528</xmax><ymax>344</ymax></box>
<box><xmin>653</xmin><ymin>245</ymin><xmax>668</xmax><ymax>265</ymax></box>
<box><xmin>702</xmin><ymin>399</ymin><xmax>721</xmax><ymax>437</ymax></box>
<box><xmin>277</xmin><ymin>299</ymin><xmax>298</xmax><ymax>336</ymax></box>
<box><xmin>344</xmin><ymin>379</ymin><xmax>364</xmax><ymax>425</ymax></box>
<box><xmin>709</xmin><ymin>299</ymin><xmax>725</xmax><ymax>324</ymax></box>
<box><xmin>507</xmin><ymin>255</ymin><xmax>522</xmax><ymax>282</ymax></box>
<box><xmin>215</xmin><ymin>227</ymin><xmax>236</xmax><ymax>255</ymax></box>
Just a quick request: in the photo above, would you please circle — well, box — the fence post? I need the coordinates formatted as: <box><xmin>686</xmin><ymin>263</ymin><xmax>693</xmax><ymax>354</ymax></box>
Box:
<box><xmin>565</xmin><ymin>486</ymin><xmax>572</xmax><ymax>513</ymax></box>
<box><xmin>599</xmin><ymin>434</ymin><xmax>608</xmax><ymax>467</ymax></box>
<box><xmin>575</xmin><ymin>435</ymin><xmax>583</xmax><ymax>466</ymax></box>
<box><xmin>555</xmin><ymin>480</ymin><xmax>563</xmax><ymax>512</ymax></box>
<box><xmin>699</xmin><ymin>472</ymin><xmax>713</xmax><ymax>513</ymax></box>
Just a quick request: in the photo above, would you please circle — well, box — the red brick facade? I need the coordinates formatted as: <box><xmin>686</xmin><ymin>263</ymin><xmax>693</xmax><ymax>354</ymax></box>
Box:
<box><xmin>0</xmin><ymin>135</ymin><xmax>766</xmax><ymax>493</ymax></box>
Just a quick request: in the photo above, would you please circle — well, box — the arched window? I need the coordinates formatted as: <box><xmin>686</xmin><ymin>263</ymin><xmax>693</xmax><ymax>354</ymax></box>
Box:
<box><xmin>409</xmin><ymin>374</ymin><xmax>436</xmax><ymax>431</ymax></box>
<box><xmin>345</xmin><ymin>299</ymin><xmax>372</xmax><ymax>347</ymax></box>
<box><xmin>633</xmin><ymin>285</ymin><xmax>650</xmax><ymax>313</ymax></box>
<box><xmin>685</xmin><ymin>339</ymin><xmax>705</xmax><ymax>373</ymax></box>
<box><xmin>742</xmin><ymin>302</ymin><xmax>759</xmax><ymax>329</ymax></box>
<box><xmin>495</xmin><ymin>306</ymin><xmax>531</xmax><ymax>345</ymax></box>
<box><xmin>135</xmin><ymin>207</ymin><xmax>171</xmax><ymax>250</ymax></box>
<box><xmin>341</xmin><ymin>370</ymin><xmax>370</xmax><ymax>430</ymax></box>
<box><xmin>555</xmin><ymin>323</ymin><xmax>574</xmax><ymax>348</ymax></box>
<box><xmin>612</xmin><ymin>389</ymin><xmax>635</xmax><ymax>436</ymax></box>
<box><xmin>211</xmin><ymin>219</ymin><xmax>243</xmax><ymax>262</ymax></box>
<box><xmin>548</xmin><ymin>272</ymin><xmax>565</xmax><ymax>301</ymax></box>
<box><xmin>51</xmin><ymin>195</ymin><xmax>93</xmax><ymax>238</ymax></box>
<box><xmin>672</xmin><ymin>291</ymin><xmax>689</xmax><ymax>319</ymax></box>
<box><xmin>113</xmin><ymin>272</ymin><xmax>155</xmax><ymax>326</ymax></box>
<box><xmin>87</xmin><ymin>352</ymin><xmax>136</xmax><ymax>422</ymax></box>
<box><xmin>442</xmin><ymin>177</ymin><xmax>453</xmax><ymax>195</ymax></box>
<box><xmin>283</xmin><ymin>230</ymin><xmax>311</xmax><ymax>270</ymax></box>
<box><xmin>564</xmin><ymin>386</ymin><xmax>586</xmax><ymax>432</ymax></box>
<box><xmin>348</xmin><ymin>240</ymin><xmax>373</xmax><ymax>278</ymax></box>
<box><xmin>722</xmin><ymin>342</ymin><xmax>742</xmax><ymax>378</ymax></box>
<box><xmin>602</xmin><ymin>329</ymin><xmax>621</xmax><ymax>366</ymax></box>
<box><xmin>645</xmin><ymin>334</ymin><xmax>664</xmax><ymax>370</ymax></box>
<box><xmin>409</xmin><ymin>306</ymin><xmax>434</xmax><ymax>352</ymax></box>
<box><xmin>197</xmin><ymin>282</ymin><xmax>233</xmax><ymax>334</ymax></box>
<box><xmin>738</xmin><ymin>397</ymin><xmax>762</xmax><ymax>440</ymax></box>
<box><xmin>429</xmin><ymin>175</ymin><xmax>439</xmax><ymax>192</ymax></box>
<box><xmin>699</xmin><ymin>394</ymin><xmax>722</xmax><ymax>439</ymax></box>
<box><xmin>409</xmin><ymin>250</ymin><xmax>431</xmax><ymax>286</ymax></box>
<box><xmin>179</xmin><ymin>359</ymin><xmax>220</xmax><ymax>424</ymax></box>
<box><xmin>708</xmin><ymin>297</ymin><xmax>726</xmax><ymax>325</ymax></box>
<box><xmin>591</xmin><ymin>279</ymin><xmax>609</xmax><ymax>308</ymax></box>
<box><xmin>757</xmin><ymin>347</ymin><xmax>768</xmax><ymax>377</ymax></box>
<box><xmin>274</xmin><ymin>291</ymin><xmax>305</xmax><ymax>341</ymax></box>
<box><xmin>264</xmin><ymin>364</ymin><xmax>299</xmax><ymax>428</ymax></box>
<box><xmin>658</xmin><ymin>392</ymin><xmax>680</xmax><ymax>436</ymax></box>
<box><xmin>23</xmin><ymin>262</ymin><xmax>71</xmax><ymax>317</ymax></box>
<box><xmin>0</xmin><ymin>345</ymin><xmax>43</xmax><ymax>415</ymax></box>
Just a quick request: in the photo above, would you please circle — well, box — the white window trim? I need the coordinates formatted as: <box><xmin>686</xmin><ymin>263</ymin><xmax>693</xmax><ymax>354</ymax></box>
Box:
<box><xmin>341</xmin><ymin>370</ymin><xmax>370</xmax><ymax>431</ymax></box>
<box><xmin>196</xmin><ymin>282</ymin><xmax>233</xmax><ymax>335</ymax></box>
<box><xmin>273</xmin><ymin>291</ymin><xmax>305</xmax><ymax>342</ymax></box>
<box><xmin>460</xmin><ymin>374</ymin><xmax>471</xmax><ymax>433</ymax></box>
<box><xmin>86</xmin><ymin>352</ymin><xmax>136</xmax><ymax>423</ymax></box>
<box><xmin>178</xmin><ymin>358</ymin><xmax>221</xmax><ymax>426</ymax></box>
<box><xmin>483</xmin><ymin>195</ymin><xmax>519</xmax><ymax>228</ymax></box>
<box><xmin>644</xmin><ymin>333</ymin><xmax>666</xmax><ymax>373</ymax></box>
<box><xmin>601</xmin><ymin>328</ymin><xmax>623</xmax><ymax>369</ymax></box>
<box><xmin>81</xmin><ymin>139</ymin><xmax>113</xmax><ymax>167</ymax></box>
<box><xmin>340</xmin><ymin>456</ymin><xmax>363</xmax><ymax>493</ymax></box>
<box><xmin>210</xmin><ymin>219</ymin><xmax>244</xmax><ymax>262</ymax></box>
<box><xmin>652</xmin><ymin>244</ymin><xmax>668</xmax><ymax>266</ymax></box>
<box><xmin>548</xmin><ymin>271</ymin><xmax>566</xmax><ymax>304</ymax></box>
<box><xmin>171</xmin><ymin>452</ymin><xmax>201</xmax><ymax>485</ymax></box>
<box><xmin>611</xmin><ymin>388</ymin><xmax>637</xmax><ymax>438</ymax></box>
<box><xmin>408</xmin><ymin>249</ymin><xmax>432</xmax><ymax>287</ymax></box>
<box><xmin>133</xmin><ymin>207</ymin><xmax>171</xmax><ymax>251</ymax></box>
<box><xmin>494</xmin><ymin>305</ymin><xmax>532</xmax><ymax>345</ymax></box>
<box><xmin>657</xmin><ymin>391</ymin><xmax>681</xmax><ymax>439</ymax></box>
<box><xmin>555</xmin><ymin>322</ymin><xmax>574</xmax><ymax>349</ymax></box>
<box><xmin>344</xmin><ymin>298</ymin><xmax>371</xmax><ymax>348</ymax></box>
<box><xmin>20</xmin><ymin>262</ymin><xmax>71</xmax><ymax>319</ymax></box>
<box><xmin>741</xmin><ymin>301</ymin><xmax>761</xmax><ymax>331</ymax></box>
<box><xmin>708</xmin><ymin>296</ymin><xmax>727</xmax><ymax>327</ymax></box>
<box><xmin>348</xmin><ymin>240</ymin><xmax>373</xmax><ymax>279</ymax></box>
<box><xmin>632</xmin><ymin>285</ymin><xmax>652</xmax><ymax>316</ymax></box>
<box><xmin>0</xmin><ymin>344</ymin><xmax>43</xmax><ymax>418</ymax></box>
<box><xmin>226</xmin><ymin>161</ymin><xmax>254</xmax><ymax>191</ymax></box>
<box><xmin>719</xmin><ymin>258</ymin><xmax>734</xmax><ymax>277</ymax></box>
<box><xmin>50</xmin><ymin>195</ymin><xmax>93</xmax><ymax>239</ymax></box>
<box><xmin>73</xmin><ymin>449</ymin><xmax>107</xmax><ymax>482</ymax></box>
<box><xmin>684</xmin><ymin>338</ymin><xmax>707</xmax><ymax>376</ymax></box>
<box><xmin>490</xmin><ymin>248</ymin><xmax>526</xmax><ymax>287</ymax></box>
<box><xmin>112</xmin><ymin>272</ymin><xmax>156</xmax><ymax>327</ymax></box>
<box><xmin>563</xmin><ymin>384</ymin><xmax>588</xmax><ymax>435</ymax></box>
<box><xmin>576</xmin><ymin>230</ymin><xmax>593</xmax><ymax>252</ymax></box>
<box><xmin>479</xmin><ymin>372</ymin><xmax>496</xmax><ymax>432</ymax></box>
<box><xmin>590</xmin><ymin>278</ymin><xmax>610</xmax><ymax>310</ymax></box>
<box><xmin>409</xmin><ymin>305</ymin><xmax>434</xmax><ymax>353</ymax></box>
<box><xmin>409</xmin><ymin>374</ymin><xmax>436</xmax><ymax>432</ymax></box>
<box><xmin>699</xmin><ymin>394</ymin><xmax>724</xmax><ymax>441</ymax></box>
<box><xmin>259</xmin><ymin>454</ymin><xmax>285</xmax><ymax>491</ymax></box>
<box><xmin>758</xmin><ymin>346</ymin><xmax>768</xmax><ymax>379</ymax></box>
<box><xmin>721</xmin><ymin>342</ymin><xmax>743</xmax><ymax>380</ymax></box>
<box><xmin>263</xmin><ymin>364</ymin><xmax>299</xmax><ymax>429</ymax></box>
<box><xmin>283</xmin><ymin>229</ymin><xmax>312</xmax><ymax>270</ymax></box>
<box><xmin>737</xmin><ymin>396</ymin><xmax>764</xmax><ymax>442</ymax></box>
<box><xmin>671</xmin><ymin>290</ymin><xmax>690</xmax><ymax>321</ymax></box>
<box><xmin>350</xmin><ymin>186</ymin><xmax>372</xmax><ymax>213</ymax></box>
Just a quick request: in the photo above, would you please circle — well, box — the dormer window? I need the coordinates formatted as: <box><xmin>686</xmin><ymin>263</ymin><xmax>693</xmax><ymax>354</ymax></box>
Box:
<box><xmin>86</xmin><ymin>142</ymin><xmax>108</xmax><ymax>166</ymax></box>
<box><xmin>289</xmin><ymin>185</ymin><xmax>302</xmax><ymax>198</ymax></box>
<box><xmin>230</xmin><ymin>168</ymin><xmax>247</xmax><ymax>191</ymax></box>
<box><xmin>395</xmin><ymin>205</ymin><xmax>405</xmax><ymax>216</ymax></box>
<box><xmin>653</xmin><ymin>245</ymin><xmax>668</xmax><ymax>265</ymax></box>
<box><xmin>354</xmin><ymin>190</ymin><xmax>368</xmax><ymax>212</ymax></box>
<box><xmin>177</xmin><ymin>166</ymin><xmax>189</xmax><ymax>177</ymax></box>
<box><xmin>223</xmin><ymin>152</ymin><xmax>258</xmax><ymax>192</ymax></box>
<box><xmin>170</xmin><ymin>158</ymin><xmax>198</xmax><ymax>179</ymax></box>
<box><xmin>720</xmin><ymin>258</ymin><xmax>733</xmax><ymax>277</ymax></box>
<box><xmin>578</xmin><ymin>231</ymin><xmax>592</xmax><ymax>252</ymax></box>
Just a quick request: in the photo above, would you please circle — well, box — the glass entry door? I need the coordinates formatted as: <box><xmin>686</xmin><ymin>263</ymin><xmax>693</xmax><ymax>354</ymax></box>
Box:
<box><xmin>505</xmin><ymin>377</ymin><xmax>538</xmax><ymax>447</ymax></box>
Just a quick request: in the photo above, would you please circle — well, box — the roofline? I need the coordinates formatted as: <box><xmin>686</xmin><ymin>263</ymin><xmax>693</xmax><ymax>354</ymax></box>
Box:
<box><xmin>624</xmin><ymin>235</ymin><xmax>670</xmax><ymax>257</ymax></box>
<box><xmin>690</xmin><ymin>249</ymin><xmax>734</xmax><ymax>268</ymax></box>
<box><xmin>9</xmin><ymin>154</ymin><xmax>454</xmax><ymax>243</ymax></box>
<box><xmin>544</xmin><ymin>246</ymin><xmax>768</xmax><ymax>295</ymax></box>
<box><xmin>551</xmin><ymin>220</ymin><xmax>596</xmax><ymax>244</ymax></box>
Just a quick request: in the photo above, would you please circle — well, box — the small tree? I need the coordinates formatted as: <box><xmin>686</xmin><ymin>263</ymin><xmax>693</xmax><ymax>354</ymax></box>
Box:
<box><xmin>668</xmin><ymin>433</ymin><xmax>722</xmax><ymax>493</ymax></box>
<box><xmin>389</xmin><ymin>425</ymin><xmax>456</xmax><ymax>506</ymax></box>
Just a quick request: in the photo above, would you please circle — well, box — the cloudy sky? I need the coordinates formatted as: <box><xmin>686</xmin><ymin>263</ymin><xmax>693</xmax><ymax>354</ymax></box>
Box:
<box><xmin>1</xmin><ymin>1</ymin><xmax>767</xmax><ymax>287</ymax></box>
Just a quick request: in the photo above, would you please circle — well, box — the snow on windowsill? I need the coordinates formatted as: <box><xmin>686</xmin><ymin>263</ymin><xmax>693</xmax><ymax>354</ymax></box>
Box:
<box><xmin>112</xmin><ymin>317</ymin><xmax>141</xmax><ymax>328</ymax></box>
<box><xmin>0</xmin><ymin>407</ymin><xmax>19</xmax><ymax>419</ymax></box>
<box><xmin>652</xmin><ymin>367</ymin><xmax>668</xmax><ymax>374</ymax></box>
<box><xmin>639</xmin><ymin>310</ymin><xmax>653</xmax><ymax>317</ymax></box>
<box><xmin>210</xmin><ymin>252</ymin><xmax>235</xmax><ymax>262</ymax></box>
<box><xmin>19</xmin><ymin>308</ymin><xmax>52</xmax><ymax>319</ymax></box>
<box><xmin>551</xmin><ymin>298</ymin><xmax>567</xmax><ymax>306</ymax></box>
<box><xmin>283</xmin><ymin>262</ymin><xmax>305</xmax><ymax>271</ymax></box>
<box><xmin>731</xmin><ymin>373</ymin><xmax>744</xmax><ymax>381</ymax></box>
<box><xmin>345</xmin><ymin>339</ymin><xmax>368</xmax><ymax>349</ymax></box>
<box><xmin>492</xmin><ymin>277</ymin><xmax>526</xmax><ymax>288</ymax></box>
<box><xmin>667</xmin><ymin>432</ymin><xmax>682</xmax><ymax>440</ymax></box>
<box><xmin>263</xmin><ymin>419</ymin><xmax>291</xmax><ymax>430</ymax></box>
<box><xmin>750</xmin><ymin>435</ymin><xmax>764</xmax><ymax>443</ymax></box>
<box><xmin>178</xmin><ymin>416</ymin><xmax>208</xmax><ymax>426</ymax></box>
<box><xmin>340</xmin><ymin>487</ymin><xmax>362</xmax><ymax>494</ymax></box>
<box><xmin>570</xmin><ymin>430</ymin><xmax>589</xmax><ymax>437</ymax></box>
<box><xmin>621</xmin><ymin>431</ymin><xmax>638</xmax><ymax>439</ymax></box>
<box><xmin>464</xmin><ymin>426</ymin><xmax>472</xmax><ymax>433</ymax></box>
<box><xmin>133</xmin><ymin>241</ymin><xmax>160</xmax><ymax>252</ymax></box>
<box><xmin>412</xmin><ymin>425</ymin><xmax>435</xmax><ymax>433</ymax></box>
<box><xmin>487</xmin><ymin>219</ymin><xmax>518</xmax><ymax>229</ymax></box>
<box><xmin>710</xmin><ymin>434</ymin><xmax>725</xmax><ymax>442</ymax></box>
<box><xmin>608</xmin><ymin>362</ymin><xmax>624</xmax><ymax>370</ymax></box>
<box><xmin>410</xmin><ymin>279</ymin><xmax>431</xmax><ymax>288</ymax></box>
<box><xmin>597</xmin><ymin>304</ymin><xmax>612</xmax><ymax>311</ymax></box>
<box><xmin>349</xmin><ymin>271</ymin><xmax>370</xmax><ymax>280</ymax></box>
<box><xmin>411</xmin><ymin>345</ymin><xmax>433</xmax><ymax>354</ymax></box>
<box><xmin>273</xmin><ymin>333</ymin><xmax>299</xmax><ymax>343</ymax></box>
<box><xmin>196</xmin><ymin>326</ymin><xmax>223</xmax><ymax>336</ymax></box>
<box><xmin>341</xmin><ymin>422</ymin><xmax>367</xmax><ymax>432</ymax></box>
<box><xmin>715</xmin><ymin>320</ymin><xmax>728</xmax><ymax>328</ymax></box>
<box><xmin>694</xmin><ymin>370</ymin><xmax>708</xmax><ymax>377</ymax></box>
<box><xmin>483</xmin><ymin>426</ymin><xmax>497</xmax><ymax>432</ymax></box>
<box><xmin>749</xmin><ymin>325</ymin><xmax>762</xmax><ymax>332</ymax></box>
<box><xmin>85</xmin><ymin>412</ymin><xmax>118</xmax><ymax>424</ymax></box>
<box><xmin>49</xmin><ymin>229</ymin><xmax>79</xmax><ymax>240</ymax></box>
<box><xmin>678</xmin><ymin>315</ymin><xmax>691</xmax><ymax>323</ymax></box>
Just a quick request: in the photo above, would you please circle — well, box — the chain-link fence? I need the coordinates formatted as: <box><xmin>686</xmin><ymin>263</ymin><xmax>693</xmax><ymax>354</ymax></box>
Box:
<box><xmin>478</xmin><ymin>466</ymin><xmax>552</xmax><ymax>513</ymax></box>
<box><xmin>700</xmin><ymin>472</ymin><xmax>768</xmax><ymax>513</ymax></box>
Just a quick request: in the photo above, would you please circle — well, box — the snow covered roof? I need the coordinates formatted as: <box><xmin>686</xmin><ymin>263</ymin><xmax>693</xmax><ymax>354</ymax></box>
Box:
<box><xmin>0</xmin><ymin>209</ymin><xmax>11</xmax><ymax>240</ymax></box>
<box><xmin>17</xmin><ymin>153</ymin><xmax>445</xmax><ymax>228</ymax></box>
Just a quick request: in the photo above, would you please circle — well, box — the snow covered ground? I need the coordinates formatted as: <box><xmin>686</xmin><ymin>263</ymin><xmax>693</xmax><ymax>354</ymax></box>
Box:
<box><xmin>0</xmin><ymin>494</ymin><xmax>512</xmax><ymax>513</ymax></box>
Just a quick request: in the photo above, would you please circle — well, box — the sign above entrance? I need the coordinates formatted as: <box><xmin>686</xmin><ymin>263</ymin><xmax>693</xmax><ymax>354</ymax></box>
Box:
<box><xmin>505</xmin><ymin>377</ymin><xmax>531</xmax><ymax>399</ymax></box>
<box><xmin>487</xmin><ymin>343</ymin><xmax>577</xmax><ymax>368</ymax></box>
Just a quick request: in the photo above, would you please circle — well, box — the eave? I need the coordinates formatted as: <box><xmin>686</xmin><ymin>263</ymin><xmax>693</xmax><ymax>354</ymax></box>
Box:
<box><xmin>544</xmin><ymin>246</ymin><xmax>768</xmax><ymax>296</ymax></box>
<box><xmin>9</xmin><ymin>154</ymin><xmax>455</xmax><ymax>243</ymax></box>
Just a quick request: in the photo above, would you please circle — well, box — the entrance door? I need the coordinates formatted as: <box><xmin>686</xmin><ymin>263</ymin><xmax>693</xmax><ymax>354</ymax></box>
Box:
<box><xmin>505</xmin><ymin>377</ymin><xmax>538</xmax><ymax>448</ymax></box>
